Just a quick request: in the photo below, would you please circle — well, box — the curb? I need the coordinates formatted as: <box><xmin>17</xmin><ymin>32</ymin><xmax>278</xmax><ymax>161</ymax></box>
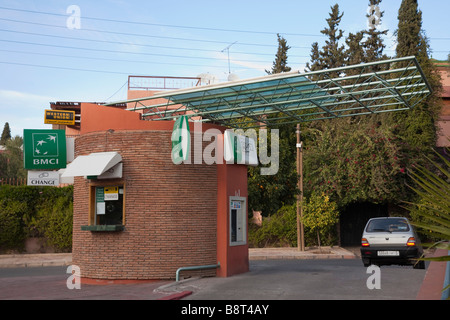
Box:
<box><xmin>416</xmin><ymin>249</ymin><xmax>450</xmax><ymax>300</ymax></box>
<box><xmin>158</xmin><ymin>291</ymin><xmax>193</xmax><ymax>300</ymax></box>
<box><xmin>248</xmin><ymin>247</ymin><xmax>357</xmax><ymax>261</ymax></box>
<box><xmin>249</xmin><ymin>254</ymin><xmax>356</xmax><ymax>260</ymax></box>
<box><xmin>0</xmin><ymin>253</ymin><xmax>72</xmax><ymax>268</ymax></box>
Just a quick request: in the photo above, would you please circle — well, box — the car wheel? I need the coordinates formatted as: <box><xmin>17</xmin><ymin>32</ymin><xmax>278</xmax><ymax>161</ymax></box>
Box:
<box><xmin>362</xmin><ymin>258</ymin><xmax>371</xmax><ymax>267</ymax></box>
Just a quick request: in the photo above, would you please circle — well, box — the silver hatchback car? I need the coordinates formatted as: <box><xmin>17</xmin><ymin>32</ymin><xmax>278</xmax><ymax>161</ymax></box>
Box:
<box><xmin>360</xmin><ymin>217</ymin><xmax>425</xmax><ymax>269</ymax></box>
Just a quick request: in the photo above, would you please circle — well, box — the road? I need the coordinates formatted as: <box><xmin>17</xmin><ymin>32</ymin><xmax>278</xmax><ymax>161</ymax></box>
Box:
<box><xmin>177</xmin><ymin>259</ymin><xmax>427</xmax><ymax>300</ymax></box>
<box><xmin>0</xmin><ymin>259</ymin><xmax>427</xmax><ymax>300</ymax></box>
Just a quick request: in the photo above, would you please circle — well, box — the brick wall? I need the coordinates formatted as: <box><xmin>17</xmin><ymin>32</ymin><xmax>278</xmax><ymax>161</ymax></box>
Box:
<box><xmin>72</xmin><ymin>130</ymin><xmax>218</xmax><ymax>280</ymax></box>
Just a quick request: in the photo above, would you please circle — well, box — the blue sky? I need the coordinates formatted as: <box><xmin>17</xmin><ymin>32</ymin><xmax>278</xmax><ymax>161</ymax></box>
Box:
<box><xmin>0</xmin><ymin>0</ymin><xmax>449</xmax><ymax>137</ymax></box>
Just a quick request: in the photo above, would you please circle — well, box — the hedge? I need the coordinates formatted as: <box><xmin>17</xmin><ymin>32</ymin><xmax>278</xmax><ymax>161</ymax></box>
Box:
<box><xmin>0</xmin><ymin>185</ymin><xmax>73</xmax><ymax>253</ymax></box>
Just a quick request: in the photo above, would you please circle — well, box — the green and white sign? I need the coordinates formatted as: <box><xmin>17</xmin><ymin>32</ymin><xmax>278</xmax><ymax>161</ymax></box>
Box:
<box><xmin>23</xmin><ymin>129</ymin><xmax>67</xmax><ymax>170</ymax></box>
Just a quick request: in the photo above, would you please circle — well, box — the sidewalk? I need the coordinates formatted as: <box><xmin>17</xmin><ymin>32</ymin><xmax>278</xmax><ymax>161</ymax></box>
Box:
<box><xmin>0</xmin><ymin>247</ymin><xmax>355</xmax><ymax>269</ymax></box>
<box><xmin>249</xmin><ymin>246</ymin><xmax>357</xmax><ymax>260</ymax></box>
<box><xmin>0</xmin><ymin>253</ymin><xmax>72</xmax><ymax>268</ymax></box>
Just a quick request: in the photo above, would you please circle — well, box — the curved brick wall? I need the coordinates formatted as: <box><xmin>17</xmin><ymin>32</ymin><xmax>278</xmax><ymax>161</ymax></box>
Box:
<box><xmin>72</xmin><ymin>129</ymin><xmax>218</xmax><ymax>280</ymax></box>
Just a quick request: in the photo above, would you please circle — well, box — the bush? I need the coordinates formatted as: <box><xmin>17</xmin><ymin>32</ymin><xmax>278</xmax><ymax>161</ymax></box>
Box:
<box><xmin>32</xmin><ymin>197</ymin><xmax>73</xmax><ymax>252</ymax></box>
<box><xmin>0</xmin><ymin>200</ymin><xmax>27</xmax><ymax>252</ymax></box>
<box><xmin>249</xmin><ymin>193</ymin><xmax>340</xmax><ymax>248</ymax></box>
<box><xmin>302</xmin><ymin>192</ymin><xmax>339</xmax><ymax>247</ymax></box>
<box><xmin>249</xmin><ymin>204</ymin><xmax>297</xmax><ymax>248</ymax></box>
<box><xmin>0</xmin><ymin>185</ymin><xmax>73</xmax><ymax>253</ymax></box>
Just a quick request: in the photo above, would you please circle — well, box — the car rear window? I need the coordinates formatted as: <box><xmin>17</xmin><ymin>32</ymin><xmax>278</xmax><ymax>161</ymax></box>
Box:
<box><xmin>366</xmin><ymin>218</ymin><xmax>410</xmax><ymax>232</ymax></box>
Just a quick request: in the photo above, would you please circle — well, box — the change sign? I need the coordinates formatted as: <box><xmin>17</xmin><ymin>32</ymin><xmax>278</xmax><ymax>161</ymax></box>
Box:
<box><xmin>23</xmin><ymin>129</ymin><xmax>67</xmax><ymax>170</ymax></box>
<box><xmin>27</xmin><ymin>171</ymin><xmax>60</xmax><ymax>186</ymax></box>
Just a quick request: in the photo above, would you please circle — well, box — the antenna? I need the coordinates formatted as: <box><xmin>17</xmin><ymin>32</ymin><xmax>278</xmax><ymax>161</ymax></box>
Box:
<box><xmin>221</xmin><ymin>41</ymin><xmax>237</xmax><ymax>75</ymax></box>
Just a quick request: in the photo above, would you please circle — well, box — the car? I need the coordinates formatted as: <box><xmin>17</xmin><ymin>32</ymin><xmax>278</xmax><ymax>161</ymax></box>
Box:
<box><xmin>360</xmin><ymin>217</ymin><xmax>425</xmax><ymax>269</ymax></box>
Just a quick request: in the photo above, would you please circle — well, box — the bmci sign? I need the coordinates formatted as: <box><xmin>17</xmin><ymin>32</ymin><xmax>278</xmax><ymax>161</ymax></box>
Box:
<box><xmin>23</xmin><ymin>129</ymin><xmax>67</xmax><ymax>170</ymax></box>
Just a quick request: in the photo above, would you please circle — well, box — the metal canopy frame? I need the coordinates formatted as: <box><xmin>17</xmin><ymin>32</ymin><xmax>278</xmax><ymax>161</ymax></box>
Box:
<box><xmin>104</xmin><ymin>56</ymin><xmax>431</xmax><ymax>129</ymax></box>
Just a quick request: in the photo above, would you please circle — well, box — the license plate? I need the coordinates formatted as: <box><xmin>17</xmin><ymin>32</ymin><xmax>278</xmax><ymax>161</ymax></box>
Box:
<box><xmin>377</xmin><ymin>251</ymin><xmax>399</xmax><ymax>256</ymax></box>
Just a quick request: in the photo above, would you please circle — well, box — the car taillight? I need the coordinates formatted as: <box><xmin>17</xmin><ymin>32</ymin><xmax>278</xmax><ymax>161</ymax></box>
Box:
<box><xmin>406</xmin><ymin>237</ymin><xmax>416</xmax><ymax>246</ymax></box>
<box><xmin>361</xmin><ymin>238</ymin><xmax>370</xmax><ymax>247</ymax></box>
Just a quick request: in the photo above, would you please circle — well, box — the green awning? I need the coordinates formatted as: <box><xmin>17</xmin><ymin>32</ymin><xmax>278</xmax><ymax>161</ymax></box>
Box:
<box><xmin>105</xmin><ymin>56</ymin><xmax>431</xmax><ymax>128</ymax></box>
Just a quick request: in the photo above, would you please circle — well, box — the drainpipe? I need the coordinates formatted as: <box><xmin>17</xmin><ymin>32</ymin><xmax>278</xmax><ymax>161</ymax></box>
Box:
<box><xmin>176</xmin><ymin>262</ymin><xmax>220</xmax><ymax>282</ymax></box>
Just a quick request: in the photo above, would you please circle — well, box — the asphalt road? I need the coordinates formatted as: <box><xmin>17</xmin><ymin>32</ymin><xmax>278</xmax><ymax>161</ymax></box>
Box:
<box><xmin>0</xmin><ymin>259</ymin><xmax>427</xmax><ymax>300</ymax></box>
<box><xmin>176</xmin><ymin>259</ymin><xmax>427</xmax><ymax>300</ymax></box>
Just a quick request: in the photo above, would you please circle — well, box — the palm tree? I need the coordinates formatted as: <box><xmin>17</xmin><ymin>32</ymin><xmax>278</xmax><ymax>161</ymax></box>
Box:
<box><xmin>407</xmin><ymin>149</ymin><xmax>449</xmax><ymax>261</ymax></box>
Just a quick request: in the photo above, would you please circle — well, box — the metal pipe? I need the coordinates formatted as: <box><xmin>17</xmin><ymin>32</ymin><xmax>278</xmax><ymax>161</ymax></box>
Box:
<box><xmin>176</xmin><ymin>262</ymin><xmax>220</xmax><ymax>282</ymax></box>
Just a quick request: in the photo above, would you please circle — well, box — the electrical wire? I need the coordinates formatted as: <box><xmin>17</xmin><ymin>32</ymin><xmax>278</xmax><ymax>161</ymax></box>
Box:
<box><xmin>0</xmin><ymin>60</ymin><xmax>135</xmax><ymax>75</ymax></box>
<box><xmin>0</xmin><ymin>6</ymin><xmax>325</xmax><ymax>38</ymax></box>
<box><xmin>0</xmin><ymin>28</ymin><xmax>311</xmax><ymax>58</ymax></box>
<box><xmin>103</xmin><ymin>80</ymin><xmax>128</xmax><ymax>101</ymax></box>
<box><xmin>1</xmin><ymin>5</ymin><xmax>449</xmax><ymax>41</ymax></box>
<box><xmin>0</xmin><ymin>39</ymin><xmax>280</xmax><ymax>63</ymax></box>
<box><xmin>0</xmin><ymin>17</ymin><xmax>313</xmax><ymax>50</ymax></box>
<box><xmin>0</xmin><ymin>48</ymin><xmax>250</xmax><ymax>70</ymax></box>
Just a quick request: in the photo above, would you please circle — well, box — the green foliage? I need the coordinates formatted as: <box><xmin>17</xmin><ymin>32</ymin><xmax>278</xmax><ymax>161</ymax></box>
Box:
<box><xmin>306</xmin><ymin>3</ymin><xmax>345</xmax><ymax>77</ymax></box>
<box><xmin>302</xmin><ymin>192</ymin><xmax>339</xmax><ymax>247</ymax></box>
<box><xmin>395</xmin><ymin>0</ymin><xmax>423</xmax><ymax>59</ymax></box>
<box><xmin>0</xmin><ymin>200</ymin><xmax>27</xmax><ymax>251</ymax></box>
<box><xmin>0</xmin><ymin>136</ymin><xmax>26</xmax><ymax>179</ymax></box>
<box><xmin>408</xmin><ymin>197</ymin><xmax>443</xmax><ymax>242</ymax></box>
<box><xmin>390</xmin><ymin>0</ymin><xmax>442</xmax><ymax>156</ymax></box>
<box><xmin>0</xmin><ymin>185</ymin><xmax>73</xmax><ymax>252</ymax></box>
<box><xmin>249</xmin><ymin>204</ymin><xmax>297</xmax><ymax>248</ymax></box>
<box><xmin>249</xmin><ymin>194</ymin><xmax>339</xmax><ymax>248</ymax></box>
<box><xmin>249</xmin><ymin>0</ymin><xmax>443</xmax><ymax>245</ymax></box>
<box><xmin>266</xmin><ymin>34</ymin><xmax>291</xmax><ymax>75</ymax></box>
<box><xmin>31</xmin><ymin>198</ymin><xmax>73</xmax><ymax>252</ymax></box>
<box><xmin>303</xmin><ymin>119</ymin><xmax>422</xmax><ymax>207</ymax></box>
<box><xmin>407</xmin><ymin>150</ymin><xmax>450</xmax><ymax>262</ymax></box>
<box><xmin>0</xmin><ymin>122</ymin><xmax>11</xmax><ymax>145</ymax></box>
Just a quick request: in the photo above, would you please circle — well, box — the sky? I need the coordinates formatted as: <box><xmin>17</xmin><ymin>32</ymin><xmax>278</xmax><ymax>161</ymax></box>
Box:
<box><xmin>0</xmin><ymin>0</ymin><xmax>449</xmax><ymax>137</ymax></box>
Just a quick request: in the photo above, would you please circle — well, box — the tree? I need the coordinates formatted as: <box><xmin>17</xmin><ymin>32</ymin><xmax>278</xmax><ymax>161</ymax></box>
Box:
<box><xmin>303</xmin><ymin>118</ymin><xmax>424</xmax><ymax>207</ymax></box>
<box><xmin>302</xmin><ymin>0</ymin><xmax>443</xmax><ymax>212</ymax></box>
<box><xmin>306</xmin><ymin>4</ymin><xmax>346</xmax><ymax>78</ymax></box>
<box><xmin>266</xmin><ymin>34</ymin><xmax>291</xmax><ymax>75</ymax></box>
<box><xmin>302</xmin><ymin>192</ymin><xmax>339</xmax><ymax>248</ymax></box>
<box><xmin>395</xmin><ymin>0</ymin><xmax>422</xmax><ymax>59</ymax></box>
<box><xmin>407</xmin><ymin>150</ymin><xmax>450</xmax><ymax>265</ymax></box>
<box><xmin>0</xmin><ymin>136</ymin><xmax>26</xmax><ymax>179</ymax></box>
<box><xmin>1</xmin><ymin>122</ymin><xmax>11</xmax><ymax>146</ymax></box>
<box><xmin>345</xmin><ymin>31</ymin><xmax>365</xmax><ymax>68</ymax></box>
<box><xmin>389</xmin><ymin>0</ymin><xmax>442</xmax><ymax>153</ymax></box>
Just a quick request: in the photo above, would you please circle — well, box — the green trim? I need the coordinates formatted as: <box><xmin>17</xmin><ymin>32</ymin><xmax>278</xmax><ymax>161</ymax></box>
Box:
<box><xmin>81</xmin><ymin>225</ymin><xmax>124</xmax><ymax>232</ymax></box>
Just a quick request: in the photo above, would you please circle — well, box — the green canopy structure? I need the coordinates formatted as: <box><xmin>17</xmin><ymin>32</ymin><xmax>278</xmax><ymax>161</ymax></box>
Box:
<box><xmin>105</xmin><ymin>56</ymin><xmax>431</xmax><ymax>129</ymax></box>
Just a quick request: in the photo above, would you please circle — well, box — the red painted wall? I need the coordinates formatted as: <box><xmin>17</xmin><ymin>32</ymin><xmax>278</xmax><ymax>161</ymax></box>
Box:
<box><xmin>216</xmin><ymin>135</ymin><xmax>249</xmax><ymax>277</ymax></box>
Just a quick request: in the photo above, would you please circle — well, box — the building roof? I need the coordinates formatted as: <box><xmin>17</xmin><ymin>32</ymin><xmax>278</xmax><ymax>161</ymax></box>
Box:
<box><xmin>105</xmin><ymin>56</ymin><xmax>432</xmax><ymax>129</ymax></box>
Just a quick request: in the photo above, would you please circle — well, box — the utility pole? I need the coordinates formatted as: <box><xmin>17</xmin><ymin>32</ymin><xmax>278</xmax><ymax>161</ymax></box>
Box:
<box><xmin>296</xmin><ymin>124</ymin><xmax>305</xmax><ymax>251</ymax></box>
